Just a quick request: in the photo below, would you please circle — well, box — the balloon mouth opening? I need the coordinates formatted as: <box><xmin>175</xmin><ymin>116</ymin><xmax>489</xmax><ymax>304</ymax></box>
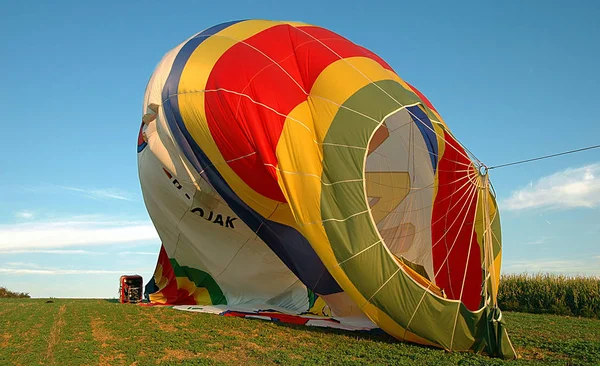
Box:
<box><xmin>363</xmin><ymin>109</ymin><xmax>436</xmax><ymax>282</ymax></box>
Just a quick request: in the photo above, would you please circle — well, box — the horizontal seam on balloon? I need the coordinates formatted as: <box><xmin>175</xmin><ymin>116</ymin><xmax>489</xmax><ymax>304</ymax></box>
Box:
<box><xmin>263</xmin><ymin>163</ymin><xmax>363</xmax><ymax>186</ymax></box>
<box><xmin>166</xmin><ymin>90</ymin><xmax>436</xmax><ymax>156</ymax></box>
<box><xmin>196</xmin><ymin>152</ymin><xmax>258</xmax><ymax>175</ymax></box>
<box><xmin>226</xmin><ymin>151</ymin><xmax>257</xmax><ymax>163</ymax></box>
<box><xmin>165</xmin><ymin>89</ymin><xmax>380</xmax><ymax>151</ymax></box>
<box><xmin>166</xmin><ymin>90</ymin><xmax>426</xmax><ymax>131</ymax></box>
<box><xmin>337</xmin><ymin>240</ymin><xmax>382</xmax><ymax>266</ymax></box>
<box><xmin>321</xmin><ymin>142</ymin><xmax>366</xmax><ymax>150</ymax></box>
<box><xmin>301</xmin><ymin>209</ymin><xmax>370</xmax><ymax>226</ymax></box>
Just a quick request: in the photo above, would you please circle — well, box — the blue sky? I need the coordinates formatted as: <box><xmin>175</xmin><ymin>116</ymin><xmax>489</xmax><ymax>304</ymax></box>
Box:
<box><xmin>1</xmin><ymin>1</ymin><xmax>599</xmax><ymax>298</ymax></box>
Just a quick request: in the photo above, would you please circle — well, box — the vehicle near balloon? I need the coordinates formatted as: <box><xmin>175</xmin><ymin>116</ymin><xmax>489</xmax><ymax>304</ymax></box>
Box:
<box><xmin>119</xmin><ymin>275</ymin><xmax>143</xmax><ymax>304</ymax></box>
<box><xmin>137</xmin><ymin>19</ymin><xmax>516</xmax><ymax>359</ymax></box>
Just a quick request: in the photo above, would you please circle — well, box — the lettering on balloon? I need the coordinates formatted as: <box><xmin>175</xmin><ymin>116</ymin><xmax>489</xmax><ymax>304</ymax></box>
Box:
<box><xmin>191</xmin><ymin>207</ymin><xmax>237</xmax><ymax>229</ymax></box>
<box><xmin>163</xmin><ymin>167</ymin><xmax>192</xmax><ymax>200</ymax></box>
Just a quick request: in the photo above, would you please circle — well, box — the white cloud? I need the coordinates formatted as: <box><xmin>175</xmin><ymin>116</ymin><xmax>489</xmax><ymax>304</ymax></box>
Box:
<box><xmin>503</xmin><ymin>258</ymin><xmax>600</xmax><ymax>276</ymax></box>
<box><xmin>0</xmin><ymin>268</ymin><xmax>131</xmax><ymax>275</ymax></box>
<box><xmin>118</xmin><ymin>251</ymin><xmax>157</xmax><ymax>256</ymax></box>
<box><xmin>0</xmin><ymin>249</ymin><xmax>104</xmax><ymax>255</ymax></box>
<box><xmin>501</xmin><ymin>163</ymin><xmax>600</xmax><ymax>210</ymax></box>
<box><xmin>522</xmin><ymin>237</ymin><xmax>550</xmax><ymax>245</ymax></box>
<box><xmin>0</xmin><ymin>217</ymin><xmax>158</xmax><ymax>251</ymax></box>
<box><xmin>15</xmin><ymin>211</ymin><xmax>35</xmax><ymax>219</ymax></box>
<box><xmin>59</xmin><ymin>186</ymin><xmax>134</xmax><ymax>201</ymax></box>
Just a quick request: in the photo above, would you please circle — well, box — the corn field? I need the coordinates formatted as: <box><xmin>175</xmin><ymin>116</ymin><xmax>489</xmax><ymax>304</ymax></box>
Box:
<box><xmin>498</xmin><ymin>273</ymin><xmax>600</xmax><ymax>318</ymax></box>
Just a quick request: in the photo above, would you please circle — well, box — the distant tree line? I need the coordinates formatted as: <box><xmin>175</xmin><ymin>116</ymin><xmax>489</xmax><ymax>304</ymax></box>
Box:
<box><xmin>0</xmin><ymin>286</ymin><xmax>30</xmax><ymax>298</ymax></box>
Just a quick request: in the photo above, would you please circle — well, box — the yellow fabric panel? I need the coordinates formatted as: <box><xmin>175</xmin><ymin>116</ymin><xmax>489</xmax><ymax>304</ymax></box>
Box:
<box><xmin>307</xmin><ymin>296</ymin><xmax>332</xmax><ymax>317</ymax></box>
<box><xmin>274</xmin><ymin>101</ymin><xmax>322</xmax><ymax>225</ymax></box>
<box><xmin>308</xmin><ymin>57</ymin><xmax>401</xmax><ymax>142</ymax></box>
<box><xmin>394</xmin><ymin>255</ymin><xmax>446</xmax><ymax>298</ymax></box>
<box><xmin>283</xmin><ymin>21</ymin><xmax>311</xmax><ymax>27</ymax></box>
<box><xmin>366</xmin><ymin>172</ymin><xmax>410</xmax><ymax>224</ymax></box>
<box><xmin>491</xmin><ymin>249</ymin><xmax>502</xmax><ymax>304</ymax></box>
<box><xmin>473</xmin><ymin>183</ymin><xmax>503</xmax><ymax>304</ymax></box>
<box><xmin>174</xmin><ymin>276</ymin><xmax>212</xmax><ymax>305</ymax></box>
<box><xmin>176</xmin><ymin>276</ymin><xmax>197</xmax><ymax>296</ymax></box>
<box><xmin>177</xmin><ymin>20</ymin><xmax>298</xmax><ymax>227</ymax></box>
<box><xmin>155</xmin><ymin>264</ymin><xmax>169</xmax><ymax>289</ymax></box>
<box><xmin>276</xmin><ymin>62</ymin><xmax>435</xmax><ymax>348</ymax></box>
<box><xmin>430</xmin><ymin>121</ymin><xmax>447</xmax><ymax>206</ymax></box>
<box><xmin>149</xmin><ymin>292</ymin><xmax>169</xmax><ymax>304</ymax></box>
<box><xmin>192</xmin><ymin>287</ymin><xmax>212</xmax><ymax>305</ymax></box>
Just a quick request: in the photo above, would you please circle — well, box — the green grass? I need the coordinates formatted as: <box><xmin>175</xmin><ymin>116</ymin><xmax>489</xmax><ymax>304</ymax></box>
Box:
<box><xmin>1</xmin><ymin>299</ymin><xmax>599</xmax><ymax>365</ymax></box>
<box><xmin>498</xmin><ymin>274</ymin><xmax>600</xmax><ymax>318</ymax></box>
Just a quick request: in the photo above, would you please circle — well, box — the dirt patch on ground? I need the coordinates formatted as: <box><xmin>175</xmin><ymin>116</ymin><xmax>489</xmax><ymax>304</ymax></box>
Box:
<box><xmin>203</xmin><ymin>341</ymin><xmax>280</xmax><ymax>365</ymax></box>
<box><xmin>90</xmin><ymin>318</ymin><xmax>113</xmax><ymax>347</ymax></box>
<box><xmin>91</xmin><ymin>317</ymin><xmax>127</xmax><ymax>365</ymax></box>
<box><xmin>156</xmin><ymin>348</ymin><xmax>198</xmax><ymax>364</ymax></box>
<box><xmin>99</xmin><ymin>352</ymin><xmax>125</xmax><ymax>366</ymax></box>
<box><xmin>517</xmin><ymin>347</ymin><xmax>568</xmax><ymax>361</ymax></box>
<box><xmin>1</xmin><ymin>333</ymin><xmax>11</xmax><ymax>348</ymax></box>
<box><xmin>22</xmin><ymin>322</ymin><xmax>43</xmax><ymax>344</ymax></box>
<box><xmin>45</xmin><ymin>304</ymin><xmax>66</xmax><ymax>361</ymax></box>
<box><xmin>142</xmin><ymin>311</ymin><xmax>178</xmax><ymax>333</ymax></box>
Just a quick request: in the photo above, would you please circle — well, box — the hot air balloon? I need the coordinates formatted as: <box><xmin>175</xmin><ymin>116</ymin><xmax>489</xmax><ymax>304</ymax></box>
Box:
<box><xmin>137</xmin><ymin>19</ymin><xmax>515</xmax><ymax>358</ymax></box>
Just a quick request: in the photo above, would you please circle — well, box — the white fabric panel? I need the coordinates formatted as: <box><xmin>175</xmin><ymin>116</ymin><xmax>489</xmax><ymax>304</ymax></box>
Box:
<box><xmin>171</xmin><ymin>304</ymin><xmax>377</xmax><ymax>331</ymax></box>
<box><xmin>365</xmin><ymin>109</ymin><xmax>435</xmax><ymax>280</ymax></box>
<box><xmin>138</xmin><ymin>42</ymin><xmax>311</xmax><ymax>312</ymax></box>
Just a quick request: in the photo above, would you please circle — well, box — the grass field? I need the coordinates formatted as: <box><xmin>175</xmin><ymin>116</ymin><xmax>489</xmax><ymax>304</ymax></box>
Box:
<box><xmin>1</xmin><ymin>298</ymin><xmax>599</xmax><ymax>365</ymax></box>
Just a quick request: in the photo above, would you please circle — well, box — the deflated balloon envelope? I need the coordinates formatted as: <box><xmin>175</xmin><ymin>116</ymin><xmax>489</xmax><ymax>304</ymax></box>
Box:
<box><xmin>137</xmin><ymin>19</ymin><xmax>516</xmax><ymax>359</ymax></box>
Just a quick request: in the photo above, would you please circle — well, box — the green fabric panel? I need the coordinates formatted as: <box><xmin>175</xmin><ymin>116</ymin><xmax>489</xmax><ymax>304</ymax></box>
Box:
<box><xmin>321</xmin><ymin>145</ymin><xmax>365</xmax><ymax>183</ymax></box>
<box><xmin>320</xmin><ymin>181</ymin><xmax>367</xmax><ymax>223</ymax></box>
<box><xmin>169</xmin><ymin>258</ymin><xmax>227</xmax><ymax>305</ymax></box>
<box><xmin>490</xmin><ymin>197</ymin><xmax>502</xmax><ymax>259</ymax></box>
<box><xmin>318</xmin><ymin>79</ymin><xmax>515</xmax><ymax>357</ymax></box>
<box><xmin>322</xmin><ymin>204</ymin><xmax>379</xmax><ymax>265</ymax></box>
<box><xmin>307</xmin><ymin>288</ymin><xmax>317</xmax><ymax>309</ymax></box>
<box><xmin>370</xmin><ymin>267</ymin><xmax>488</xmax><ymax>350</ymax></box>
<box><xmin>337</xmin><ymin>234</ymin><xmax>399</xmax><ymax>300</ymax></box>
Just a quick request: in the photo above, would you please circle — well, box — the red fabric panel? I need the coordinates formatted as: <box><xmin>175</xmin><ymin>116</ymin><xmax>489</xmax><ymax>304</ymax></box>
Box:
<box><xmin>205</xmin><ymin>24</ymin><xmax>395</xmax><ymax>202</ymax></box>
<box><xmin>431</xmin><ymin>132</ymin><xmax>482</xmax><ymax>311</ymax></box>
<box><xmin>223</xmin><ymin>311</ymin><xmax>310</xmax><ymax>325</ymax></box>
<box><xmin>152</xmin><ymin>245</ymin><xmax>196</xmax><ymax>305</ymax></box>
<box><xmin>289</xmin><ymin>26</ymin><xmax>394</xmax><ymax>90</ymax></box>
<box><xmin>137</xmin><ymin>122</ymin><xmax>145</xmax><ymax>145</ymax></box>
<box><xmin>205</xmin><ymin>25</ymin><xmax>306</xmax><ymax>202</ymax></box>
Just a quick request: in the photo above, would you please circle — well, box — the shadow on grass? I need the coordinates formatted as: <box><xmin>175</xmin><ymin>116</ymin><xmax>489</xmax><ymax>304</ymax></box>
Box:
<box><xmin>239</xmin><ymin>315</ymin><xmax>420</xmax><ymax>346</ymax></box>
<box><xmin>104</xmin><ymin>298</ymin><xmax>120</xmax><ymax>303</ymax></box>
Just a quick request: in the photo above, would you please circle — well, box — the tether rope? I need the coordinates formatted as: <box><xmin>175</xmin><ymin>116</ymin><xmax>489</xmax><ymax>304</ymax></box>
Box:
<box><xmin>487</xmin><ymin>144</ymin><xmax>600</xmax><ymax>170</ymax></box>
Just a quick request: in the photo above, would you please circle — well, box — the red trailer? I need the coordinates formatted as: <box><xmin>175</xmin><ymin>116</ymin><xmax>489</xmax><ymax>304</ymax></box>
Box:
<box><xmin>119</xmin><ymin>275</ymin><xmax>143</xmax><ymax>303</ymax></box>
